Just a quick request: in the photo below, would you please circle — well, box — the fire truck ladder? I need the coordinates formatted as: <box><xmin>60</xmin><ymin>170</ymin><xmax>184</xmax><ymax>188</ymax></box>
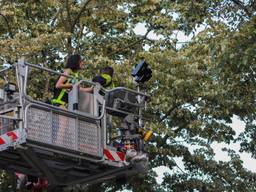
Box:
<box><xmin>0</xmin><ymin>58</ymin><xmax>150</xmax><ymax>188</ymax></box>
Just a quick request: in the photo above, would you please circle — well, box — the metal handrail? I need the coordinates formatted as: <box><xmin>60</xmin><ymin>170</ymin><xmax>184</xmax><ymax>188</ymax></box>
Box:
<box><xmin>24</xmin><ymin>63</ymin><xmax>150</xmax><ymax>98</ymax></box>
<box><xmin>16</xmin><ymin>60</ymin><xmax>149</xmax><ymax>105</ymax></box>
<box><xmin>25</xmin><ymin>62</ymin><xmax>95</xmax><ymax>87</ymax></box>
<box><xmin>0</xmin><ymin>114</ymin><xmax>21</xmax><ymax>120</ymax></box>
<box><xmin>105</xmin><ymin>86</ymin><xmax>150</xmax><ymax>98</ymax></box>
<box><xmin>24</xmin><ymin>96</ymin><xmax>105</xmax><ymax>121</ymax></box>
<box><xmin>25</xmin><ymin>62</ymin><xmax>73</xmax><ymax>79</ymax></box>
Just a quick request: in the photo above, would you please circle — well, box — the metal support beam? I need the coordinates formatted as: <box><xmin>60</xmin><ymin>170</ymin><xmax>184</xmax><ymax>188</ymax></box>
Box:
<box><xmin>18</xmin><ymin>148</ymin><xmax>58</xmax><ymax>187</ymax></box>
<box><xmin>64</xmin><ymin>165</ymin><xmax>133</xmax><ymax>186</ymax></box>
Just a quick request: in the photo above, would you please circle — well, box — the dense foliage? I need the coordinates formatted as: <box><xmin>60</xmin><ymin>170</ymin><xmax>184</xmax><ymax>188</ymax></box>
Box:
<box><xmin>0</xmin><ymin>0</ymin><xmax>256</xmax><ymax>191</ymax></box>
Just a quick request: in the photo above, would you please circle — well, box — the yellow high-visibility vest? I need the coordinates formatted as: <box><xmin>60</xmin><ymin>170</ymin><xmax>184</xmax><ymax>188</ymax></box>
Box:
<box><xmin>101</xmin><ymin>73</ymin><xmax>115</xmax><ymax>89</ymax></box>
<box><xmin>51</xmin><ymin>70</ymin><xmax>79</xmax><ymax>105</ymax></box>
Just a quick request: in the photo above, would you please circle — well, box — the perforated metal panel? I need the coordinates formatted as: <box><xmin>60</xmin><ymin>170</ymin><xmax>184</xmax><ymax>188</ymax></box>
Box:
<box><xmin>26</xmin><ymin>108</ymin><xmax>52</xmax><ymax>144</ymax></box>
<box><xmin>26</xmin><ymin>106</ymin><xmax>102</xmax><ymax>157</ymax></box>
<box><xmin>78</xmin><ymin>120</ymin><xmax>101</xmax><ymax>156</ymax></box>
<box><xmin>51</xmin><ymin>113</ymin><xmax>76</xmax><ymax>150</ymax></box>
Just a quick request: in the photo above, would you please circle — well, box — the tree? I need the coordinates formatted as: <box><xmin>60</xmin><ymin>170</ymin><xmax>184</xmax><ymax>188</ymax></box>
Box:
<box><xmin>0</xmin><ymin>0</ymin><xmax>256</xmax><ymax>191</ymax></box>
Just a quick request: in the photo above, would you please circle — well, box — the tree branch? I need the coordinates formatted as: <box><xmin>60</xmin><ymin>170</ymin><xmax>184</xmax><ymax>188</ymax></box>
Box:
<box><xmin>0</xmin><ymin>13</ymin><xmax>13</xmax><ymax>38</ymax></box>
<box><xmin>65</xmin><ymin>0</ymin><xmax>72</xmax><ymax>30</ymax></box>
<box><xmin>108</xmin><ymin>28</ymin><xmax>153</xmax><ymax>57</ymax></box>
<box><xmin>71</xmin><ymin>0</ymin><xmax>92</xmax><ymax>31</ymax></box>
<box><xmin>160</xmin><ymin>105</ymin><xmax>179</xmax><ymax>123</ymax></box>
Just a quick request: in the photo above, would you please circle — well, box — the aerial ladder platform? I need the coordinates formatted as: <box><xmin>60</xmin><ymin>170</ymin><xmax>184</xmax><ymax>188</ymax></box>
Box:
<box><xmin>0</xmin><ymin>58</ymin><xmax>151</xmax><ymax>189</ymax></box>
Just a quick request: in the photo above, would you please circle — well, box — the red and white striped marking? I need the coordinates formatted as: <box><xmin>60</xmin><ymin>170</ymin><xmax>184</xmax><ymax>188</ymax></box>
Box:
<box><xmin>0</xmin><ymin>129</ymin><xmax>24</xmax><ymax>151</ymax></box>
<box><xmin>104</xmin><ymin>148</ymin><xmax>125</xmax><ymax>162</ymax></box>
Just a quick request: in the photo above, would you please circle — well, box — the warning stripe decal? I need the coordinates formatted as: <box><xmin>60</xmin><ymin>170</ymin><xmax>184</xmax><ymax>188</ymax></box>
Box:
<box><xmin>0</xmin><ymin>129</ymin><xmax>26</xmax><ymax>152</ymax></box>
<box><xmin>104</xmin><ymin>148</ymin><xmax>125</xmax><ymax>162</ymax></box>
<box><xmin>0</xmin><ymin>137</ymin><xmax>5</xmax><ymax>145</ymax></box>
<box><xmin>116</xmin><ymin>151</ymin><xmax>125</xmax><ymax>161</ymax></box>
<box><xmin>0</xmin><ymin>131</ymin><xmax>18</xmax><ymax>145</ymax></box>
<box><xmin>103</xmin><ymin>149</ymin><xmax>115</xmax><ymax>161</ymax></box>
<box><xmin>6</xmin><ymin>131</ymin><xmax>18</xmax><ymax>142</ymax></box>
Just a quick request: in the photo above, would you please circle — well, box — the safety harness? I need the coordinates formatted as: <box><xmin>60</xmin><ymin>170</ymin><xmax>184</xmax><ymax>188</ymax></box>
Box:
<box><xmin>51</xmin><ymin>70</ymin><xmax>79</xmax><ymax>106</ymax></box>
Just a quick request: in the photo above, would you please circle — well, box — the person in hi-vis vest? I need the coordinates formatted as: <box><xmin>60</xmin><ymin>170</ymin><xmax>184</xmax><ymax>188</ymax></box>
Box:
<box><xmin>92</xmin><ymin>66</ymin><xmax>115</xmax><ymax>89</ymax></box>
<box><xmin>51</xmin><ymin>54</ymin><xmax>92</xmax><ymax>108</ymax></box>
